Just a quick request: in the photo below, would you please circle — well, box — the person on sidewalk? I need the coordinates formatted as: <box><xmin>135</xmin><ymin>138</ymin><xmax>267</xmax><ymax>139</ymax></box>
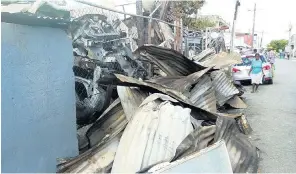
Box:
<box><xmin>249</xmin><ymin>53</ymin><xmax>264</xmax><ymax>93</ymax></box>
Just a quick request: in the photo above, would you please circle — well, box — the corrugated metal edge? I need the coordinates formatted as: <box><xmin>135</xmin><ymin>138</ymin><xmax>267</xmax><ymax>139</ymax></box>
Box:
<box><xmin>58</xmin><ymin>133</ymin><xmax>122</xmax><ymax>173</ymax></box>
<box><xmin>211</xmin><ymin>70</ymin><xmax>239</xmax><ymax>106</ymax></box>
<box><xmin>117</xmin><ymin>86</ymin><xmax>149</xmax><ymax>121</ymax></box>
<box><xmin>111</xmin><ymin>93</ymin><xmax>194</xmax><ymax>173</ymax></box>
<box><xmin>135</xmin><ymin>45</ymin><xmax>206</xmax><ymax>76</ymax></box>
<box><xmin>111</xmin><ymin>74</ymin><xmax>218</xmax><ymax>121</ymax></box>
<box><xmin>115</xmin><ymin>74</ymin><xmax>192</xmax><ymax>105</ymax></box>
<box><xmin>192</xmin><ymin>48</ymin><xmax>216</xmax><ymax>62</ymax></box>
<box><xmin>172</xmin><ymin>125</ymin><xmax>217</xmax><ymax>161</ymax></box>
<box><xmin>214</xmin><ymin>116</ymin><xmax>259</xmax><ymax>173</ymax></box>
<box><xmin>147</xmin><ymin>140</ymin><xmax>233</xmax><ymax>173</ymax></box>
<box><xmin>189</xmin><ymin>74</ymin><xmax>217</xmax><ymax>112</ymax></box>
<box><xmin>226</xmin><ymin>95</ymin><xmax>248</xmax><ymax>109</ymax></box>
<box><xmin>147</xmin><ymin>67</ymin><xmax>213</xmax><ymax>93</ymax></box>
<box><xmin>86</xmin><ymin>99</ymin><xmax>128</xmax><ymax>147</ymax></box>
<box><xmin>58</xmin><ymin>100</ymin><xmax>128</xmax><ymax>172</ymax></box>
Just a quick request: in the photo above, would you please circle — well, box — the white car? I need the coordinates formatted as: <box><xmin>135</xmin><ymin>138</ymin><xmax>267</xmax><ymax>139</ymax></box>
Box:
<box><xmin>232</xmin><ymin>54</ymin><xmax>273</xmax><ymax>84</ymax></box>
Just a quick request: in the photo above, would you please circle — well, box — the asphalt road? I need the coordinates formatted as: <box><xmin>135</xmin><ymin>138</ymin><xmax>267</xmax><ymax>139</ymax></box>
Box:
<box><xmin>244</xmin><ymin>58</ymin><xmax>296</xmax><ymax>172</ymax></box>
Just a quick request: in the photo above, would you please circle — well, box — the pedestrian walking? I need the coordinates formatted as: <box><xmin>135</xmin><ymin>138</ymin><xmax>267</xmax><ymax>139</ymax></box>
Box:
<box><xmin>249</xmin><ymin>53</ymin><xmax>264</xmax><ymax>93</ymax></box>
<box><xmin>253</xmin><ymin>48</ymin><xmax>257</xmax><ymax>54</ymax></box>
<box><xmin>279</xmin><ymin>49</ymin><xmax>284</xmax><ymax>59</ymax></box>
<box><xmin>267</xmin><ymin>49</ymin><xmax>276</xmax><ymax>76</ymax></box>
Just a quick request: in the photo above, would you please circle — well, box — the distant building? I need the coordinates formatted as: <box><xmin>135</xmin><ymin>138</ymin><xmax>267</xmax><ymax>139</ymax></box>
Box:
<box><xmin>224</xmin><ymin>32</ymin><xmax>262</xmax><ymax>49</ymax></box>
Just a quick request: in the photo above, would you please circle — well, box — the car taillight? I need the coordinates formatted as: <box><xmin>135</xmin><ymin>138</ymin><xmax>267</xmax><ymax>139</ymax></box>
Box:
<box><xmin>232</xmin><ymin>67</ymin><xmax>240</xmax><ymax>73</ymax></box>
<box><xmin>263</xmin><ymin>65</ymin><xmax>271</xmax><ymax>70</ymax></box>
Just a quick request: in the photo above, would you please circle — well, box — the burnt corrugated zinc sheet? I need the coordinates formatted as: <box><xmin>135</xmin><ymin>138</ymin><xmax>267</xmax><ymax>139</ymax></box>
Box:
<box><xmin>111</xmin><ymin>93</ymin><xmax>194</xmax><ymax>173</ymax></box>
<box><xmin>211</xmin><ymin>70</ymin><xmax>239</xmax><ymax>106</ymax></box>
<box><xmin>86</xmin><ymin>99</ymin><xmax>128</xmax><ymax>148</ymax></box>
<box><xmin>214</xmin><ymin>116</ymin><xmax>259</xmax><ymax>173</ymax></box>
<box><xmin>98</xmin><ymin>73</ymin><xmax>217</xmax><ymax>121</ymax></box>
<box><xmin>147</xmin><ymin>67</ymin><xmax>217</xmax><ymax>112</ymax></box>
<box><xmin>58</xmin><ymin>99</ymin><xmax>127</xmax><ymax>173</ymax></box>
<box><xmin>135</xmin><ymin>45</ymin><xmax>206</xmax><ymax>76</ymax></box>
<box><xmin>189</xmin><ymin>75</ymin><xmax>217</xmax><ymax>112</ymax></box>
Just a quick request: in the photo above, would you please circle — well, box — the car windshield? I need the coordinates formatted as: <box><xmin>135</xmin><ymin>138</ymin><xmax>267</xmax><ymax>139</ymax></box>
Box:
<box><xmin>239</xmin><ymin>55</ymin><xmax>266</xmax><ymax>66</ymax></box>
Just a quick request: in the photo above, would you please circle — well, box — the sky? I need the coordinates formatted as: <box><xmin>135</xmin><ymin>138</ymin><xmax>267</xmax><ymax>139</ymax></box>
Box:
<box><xmin>199</xmin><ymin>0</ymin><xmax>296</xmax><ymax>46</ymax></box>
<box><xmin>75</xmin><ymin>0</ymin><xmax>296</xmax><ymax>46</ymax></box>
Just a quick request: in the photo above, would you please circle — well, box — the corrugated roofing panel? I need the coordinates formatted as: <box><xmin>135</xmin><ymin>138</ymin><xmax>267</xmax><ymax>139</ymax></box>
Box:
<box><xmin>211</xmin><ymin>70</ymin><xmax>239</xmax><ymax>106</ymax></box>
<box><xmin>189</xmin><ymin>74</ymin><xmax>217</xmax><ymax>112</ymax></box>
<box><xmin>117</xmin><ymin>86</ymin><xmax>149</xmax><ymax>121</ymax></box>
<box><xmin>86</xmin><ymin>99</ymin><xmax>128</xmax><ymax>148</ymax></box>
<box><xmin>147</xmin><ymin>68</ymin><xmax>217</xmax><ymax>112</ymax></box>
<box><xmin>214</xmin><ymin>116</ymin><xmax>259</xmax><ymax>173</ymax></box>
<box><xmin>111</xmin><ymin>93</ymin><xmax>194</xmax><ymax>173</ymax></box>
<box><xmin>98</xmin><ymin>73</ymin><xmax>218</xmax><ymax>121</ymax></box>
<box><xmin>135</xmin><ymin>45</ymin><xmax>206</xmax><ymax>76</ymax></box>
<box><xmin>172</xmin><ymin>125</ymin><xmax>217</xmax><ymax>160</ymax></box>
<box><xmin>60</xmin><ymin>134</ymin><xmax>121</xmax><ymax>173</ymax></box>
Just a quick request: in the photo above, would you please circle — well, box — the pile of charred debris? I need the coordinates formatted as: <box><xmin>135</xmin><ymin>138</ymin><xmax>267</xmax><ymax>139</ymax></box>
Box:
<box><xmin>57</xmin><ymin>7</ymin><xmax>258</xmax><ymax>174</ymax></box>
<box><xmin>1</xmin><ymin>0</ymin><xmax>258</xmax><ymax>172</ymax></box>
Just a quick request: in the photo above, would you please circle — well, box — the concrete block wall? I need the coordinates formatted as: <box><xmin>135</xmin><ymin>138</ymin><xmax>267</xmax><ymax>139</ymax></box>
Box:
<box><xmin>1</xmin><ymin>23</ymin><xmax>78</xmax><ymax>172</ymax></box>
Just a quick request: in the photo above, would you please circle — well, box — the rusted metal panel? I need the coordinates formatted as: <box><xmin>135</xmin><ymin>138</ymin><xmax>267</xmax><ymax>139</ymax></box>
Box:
<box><xmin>111</xmin><ymin>93</ymin><xmax>194</xmax><ymax>173</ymax></box>
<box><xmin>211</xmin><ymin>70</ymin><xmax>239</xmax><ymax>106</ymax></box>
<box><xmin>214</xmin><ymin>116</ymin><xmax>259</xmax><ymax>173</ymax></box>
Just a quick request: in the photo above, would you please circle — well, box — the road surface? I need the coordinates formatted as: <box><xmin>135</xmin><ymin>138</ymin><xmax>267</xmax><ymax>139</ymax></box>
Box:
<box><xmin>244</xmin><ymin>58</ymin><xmax>296</xmax><ymax>172</ymax></box>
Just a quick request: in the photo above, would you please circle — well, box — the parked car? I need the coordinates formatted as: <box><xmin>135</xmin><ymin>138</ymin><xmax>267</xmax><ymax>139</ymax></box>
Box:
<box><xmin>232</xmin><ymin>54</ymin><xmax>273</xmax><ymax>84</ymax></box>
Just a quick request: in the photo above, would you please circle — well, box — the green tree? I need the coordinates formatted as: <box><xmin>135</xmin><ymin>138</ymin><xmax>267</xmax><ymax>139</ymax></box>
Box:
<box><xmin>267</xmin><ymin>39</ymin><xmax>288</xmax><ymax>52</ymax></box>
<box><xmin>188</xmin><ymin>17</ymin><xmax>216</xmax><ymax>30</ymax></box>
<box><xmin>165</xmin><ymin>1</ymin><xmax>215</xmax><ymax>30</ymax></box>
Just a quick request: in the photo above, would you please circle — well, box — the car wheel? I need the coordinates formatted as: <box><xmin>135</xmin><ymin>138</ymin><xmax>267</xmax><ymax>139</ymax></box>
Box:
<box><xmin>269</xmin><ymin>79</ymin><xmax>273</xmax><ymax>84</ymax></box>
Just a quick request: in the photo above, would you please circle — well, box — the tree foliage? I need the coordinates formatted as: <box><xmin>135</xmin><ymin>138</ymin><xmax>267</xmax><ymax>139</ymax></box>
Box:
<box><xmin>186</xmin><ymin>17</ymin><xmax>216</xmax><ymax>30</ymax></box>
<box><xmin>165</xmin><ymin>1</ymin><xmax>214</xmax><ymax>30</ymax></box>
<box><xmin>267</xmin><ymin>39</ymin><xmax>288</xmax><ymax>52</ymax></box>
<box><xmin>173</xmin><ymin>1</ymin><xmax>205</xmax><ymax>17</ymax></box>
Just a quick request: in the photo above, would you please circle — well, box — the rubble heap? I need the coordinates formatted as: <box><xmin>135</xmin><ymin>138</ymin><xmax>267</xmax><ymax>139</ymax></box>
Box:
<box><xmin>21</xmin><ymin>1</ymin><xmax>258</xmax><ymax>173</ymax></box>
<box><xmin>61</xmin><ymin>13</ymin><xmax>258</xmax><ymax>172</ymax></box>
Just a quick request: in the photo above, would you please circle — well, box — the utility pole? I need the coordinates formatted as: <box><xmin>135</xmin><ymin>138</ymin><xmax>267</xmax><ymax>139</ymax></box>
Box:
<box><xmin>230</xmin><ymin>0</ymin><xmax>240</xmax><ymax>52</ymax></box>
<box><xmin>251</xmin><ymin>3</ymin><xmax>256</xmax><ymax>49</ymax></box>
<box><xmin>260</xmin><ymin>30</ymin><xmax>264</xmax><ymax>48</ymax></box>
<box><xmin>288</xmin><ymin>22</ymin><xmax>292</xmax><ymax>42</ymax></box>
